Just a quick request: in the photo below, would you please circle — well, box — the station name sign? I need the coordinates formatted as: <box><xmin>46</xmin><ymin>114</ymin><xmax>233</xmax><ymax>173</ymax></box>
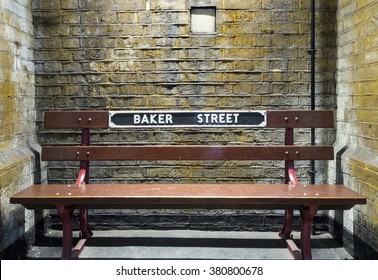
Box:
<box><xmin>109</xmin><ymin>111</ymin><xmax>267</xmax><ymax>128</ymax></box>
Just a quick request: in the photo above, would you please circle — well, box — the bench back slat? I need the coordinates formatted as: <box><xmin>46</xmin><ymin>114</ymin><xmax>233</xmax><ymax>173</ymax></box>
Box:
<box><xmin>43</xmin><ymin>110</ymin><xmax>334</xmax><ymax>129</ymax></box>
<box><xmin>267</xmin><ymin>110</ymin><xmax>333</xmax><ymax>128</ymax></box>
<box><xmin>42</xmin><ymin>145</ymin><xmax>334</xmax><ymax>161</ymax></box>
<box><xmin>44</xmin><ymin>111</ymin><xmax>109</xmax><ymax>129</ymax></box>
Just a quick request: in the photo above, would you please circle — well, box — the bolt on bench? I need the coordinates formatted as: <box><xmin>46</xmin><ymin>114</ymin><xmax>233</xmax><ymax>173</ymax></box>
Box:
<box><xmin>10</xmin><ymin>110</ymin><xmax>366</xmax><ymax>260</ymax></box>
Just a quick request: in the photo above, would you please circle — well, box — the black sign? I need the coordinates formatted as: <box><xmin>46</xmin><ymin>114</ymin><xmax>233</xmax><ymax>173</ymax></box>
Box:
<box><xmin>109</xmin><ymin>111</ymin><xmax>266</xmax><ymax>128</ymax></box>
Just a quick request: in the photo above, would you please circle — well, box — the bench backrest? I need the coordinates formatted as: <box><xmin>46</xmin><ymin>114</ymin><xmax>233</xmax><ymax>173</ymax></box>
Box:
<box><xmin>42</xmin><ymin>110</ymin><xmax>334</xmax><ymax>184</ymax></box>
<box><xmin>43</xmin><ymin>110</ymin><xmax>334</xmax><ymax>161</ymax></box>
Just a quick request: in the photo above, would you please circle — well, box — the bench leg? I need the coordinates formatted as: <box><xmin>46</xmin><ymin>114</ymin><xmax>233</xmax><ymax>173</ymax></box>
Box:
<box><xmin>56</xmin><ymin>204</ymin><xmax>74</xmax><ymax>260</ymax></box>
<box><xmin>279</xmin><ymin>209</ymin><xmax>302</xmax><ymax>259</ymax></box>
<box><xmin>79</xmin><ymin>209</ymin><xmax>93</xmax><ymax>239</ymax></box>
<box><xmin>280</xmin><ymin>209</ymin><xmax>294</xmax><ymax>240</ymax></box>
<box><xmin>300</xmin><ymin>205</ymin><xmax>318</xmax><ymax>260</ymax></box>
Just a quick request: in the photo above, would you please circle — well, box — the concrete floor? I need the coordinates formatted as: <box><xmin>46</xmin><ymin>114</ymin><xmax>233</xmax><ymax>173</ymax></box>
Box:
<box><xmin>27</xmin><ymin>229</ymin><xmax>353</xmax><ymax>260</ymax></box>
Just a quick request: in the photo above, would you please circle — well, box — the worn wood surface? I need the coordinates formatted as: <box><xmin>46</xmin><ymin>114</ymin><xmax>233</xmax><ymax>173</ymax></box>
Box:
<box><xmin>41</xmin><ymin>145</ymin><xmax>334</xmax><ymax>161</ymax></box>
<box><xmin>11</xmin><ymin>184</ymin><xmax>366</xmax><ymax>210</ymax></box>
<box><xmin>44</xmin><ymin>111</ymin><xmax>109</xmax><ymax>129</ymax></box>
<box><xmin>43</xmin><ymin>110</ymin><xmax>334</xmax><ymax>129</ymax></box>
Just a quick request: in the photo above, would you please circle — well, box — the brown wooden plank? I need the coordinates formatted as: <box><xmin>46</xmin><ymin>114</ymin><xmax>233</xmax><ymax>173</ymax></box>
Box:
<box><xmin>43</xmin><ymin>110</ymin><xmax>333</xmax><ymax>129</ymax></box>
<box><xmin>42</xmin><ymin>145</ymin><xmax>334</xmax><ymax>161</ymax></box>
<box><xmin>266</xmin><ymin>110</ymin><xmax>334</xmax><ymax>128</ymax></box>
<box><xmin>10</xmin><ymin>184</ymin><xmax>366</xmax><ymax>210</ymax></box>
<box><xmin>44</xmin><ymin>111</ymin><xmax>109</xmax><ymax>129</ymax></box>
<box><xmin>286</xmin><ymin>239</ymin><xmax>302</xmax><ymax>260</ymax></box>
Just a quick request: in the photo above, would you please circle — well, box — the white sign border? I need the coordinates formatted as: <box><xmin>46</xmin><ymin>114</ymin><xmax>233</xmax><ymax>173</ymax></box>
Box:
<box><xmin>109</xmin><ymin>110</ymin><xmax>267</xmax><ymax>128</ymax></box>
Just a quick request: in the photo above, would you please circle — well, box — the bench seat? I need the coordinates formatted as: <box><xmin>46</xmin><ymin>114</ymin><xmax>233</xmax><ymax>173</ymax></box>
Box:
<box><xmin>11</xmin><ymin>183</ymin><xmax>365</xmax><ymax>210</ymax></box>
<box><xmin>12</xmin><ymin>183</ymin><xmax>366</xmax><ymax>260</ymax></box>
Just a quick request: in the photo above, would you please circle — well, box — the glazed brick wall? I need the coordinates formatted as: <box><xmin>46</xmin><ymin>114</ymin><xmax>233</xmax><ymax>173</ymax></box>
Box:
<box><xmin>0</xmin><ymin>0</ymin><xmax>40</xmax><ymax>256</ymax></box>
<box><xmin>327</xmin><ymin>0</ymin><xmax>378</xmax><ymax>258</ymax></box>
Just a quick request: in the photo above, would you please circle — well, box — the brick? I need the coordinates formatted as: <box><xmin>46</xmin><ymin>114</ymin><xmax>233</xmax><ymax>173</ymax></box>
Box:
<box><xmin>152</xmin><ymin>11</ymin><xmax>188</xmax><ymax>24</ymax></box>
<box><xmin>98</xmin><ymin>12</ymin><xmax>118</xmax><ymax>24</ymax></box>
<box><xmin>233</xmin><ymin>11</ymin><xmax>254</xmax><ymax>22</ymax></box>
<box><xmin>223</xmin><ymin>23</ymin><xmax>262</xmax><ymax>34</ymax></box>
<box><xmin>263</xmin><ymin>0</ymin><xmax>299</xmax><ymax>10</ymax></box>
<box><xmin>61</xmin><ymin>0</ymin><xmax>79</xmax><ymax>10</ymax></box>
<box><xmin>62</xmin><ymin>38</ymin><xmax>80</xmax><ymax>49</ymax></box>
<box><xmin>33</xmin><ymin>0</ymin><xmax>61</xmax><ymax>10</ymax></box>
<box><xmin>62</xmin><ymin>14</ymin><xmax>81</xmax><ymax>24</ymax></box>
<box><xmin>44</xmin><ymin>62</ymin><xmax>62</xmax><ymax>72</ymax></box>
<box><xmin>117</xmin><ymin>12</ymin><xmax>137</xmax><ymax>23</ymax></box>
<box><xmin>81</xmin><ymin>12</ymin><xmax>99</xmax><ymax>24</ymax></box>
<box><xmin>150</xmin><ymin>0</ymin><xmax>187</xmax><ymax>10</ymax></box>
<box><xmin>100</xmin><ymin>61</ymin><xmax>119</xmax><ymax>72</ymax></box>
<box><xmin>222</xmin><ymin>0</ymin><xmax>259</xmax><ymax>9</ymax></box>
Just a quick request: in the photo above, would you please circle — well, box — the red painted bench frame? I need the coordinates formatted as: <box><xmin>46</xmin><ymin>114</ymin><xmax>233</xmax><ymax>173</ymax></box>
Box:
<box><xmin>10</xmin><ymin>110</ymin><xmax>366</xmax><ymax>260</ymax></box>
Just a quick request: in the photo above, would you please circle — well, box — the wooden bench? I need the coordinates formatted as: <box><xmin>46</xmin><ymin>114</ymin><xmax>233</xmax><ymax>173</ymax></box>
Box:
<box><xmin>10</xmin><ymin>110</ymin><xmax>366</xmax><ymax>260</ymax></box>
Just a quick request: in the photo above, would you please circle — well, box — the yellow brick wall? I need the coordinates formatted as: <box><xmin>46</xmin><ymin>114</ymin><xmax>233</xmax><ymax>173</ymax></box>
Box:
<box><xmin>0</xmin><ymin>0</ymin><xmax>39</xmax><ymax>255</ymax></box>
<box><xmin>33</xmin><ymin>0</ymin><xmax>337</xmax><ymax>186</ymax></box>
<box><xmin>330</xmin><ymin>0</ymin><xmax>378</xmax><ymax>258</ymax></box>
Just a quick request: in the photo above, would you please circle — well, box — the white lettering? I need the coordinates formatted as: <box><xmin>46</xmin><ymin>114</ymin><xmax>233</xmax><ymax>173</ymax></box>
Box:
<box><xmin>134</xmin><ymin>112</ymin><xmax>240</xmax><ymax>126</ymax></box>
<box><xmin>134</xmin><ymin>114</ymin><xmax>141</xmax><ymax>124</ymax></box>
<box><xmin>196</xmin><ymin>113</ymin><xmax>239</xmax><ymax>125</ymax></box>
<box><xmin>133</xmin><ymin>114</ymin><xmax>173</xmax><ymax>125</ymax></box>
<box><xmin>158</xmin><ymin>114</ymin><xmax>164</xmax><ymax>124</ymax></box>
<box><xmin>166</xmin><ymin>114</ymin><xmax>173</xmax><ymax>124</ymax></box>
<box><xmin>150</xmin><ymin>114</ymin><xmax>157</xmax><ymax>124</ymax></box>
<box><xmin>204</xmin><ymin>114</ymin><xmax>210</xmax><ymax>123</ymax></box>
<box><xmin>141</xmin><ymin>114</ymin><xmax>149</xmax><ymax>124</ymax></box>
<box><xmin>233</xmin><ymin>113</ymin><xmax>239</xmax><ymax>123</ymax></box>
<box><xmin>197</xmin><ymin>114</ymin><xmax>203</xmax><ymax>124</ymax></box>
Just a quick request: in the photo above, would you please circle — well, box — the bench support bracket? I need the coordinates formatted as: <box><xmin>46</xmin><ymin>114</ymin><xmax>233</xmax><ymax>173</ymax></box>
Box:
<box><xmin>300</xmin><ymin>205</ymin><xmax>318</xmax><ymax>260</ymax></box>
<box><xmin>57</xmin><ymin>205</ymin><xmax>92</xmax><ymax>259</ymax></box>
<box><xmin>56</xmin><ymin>204</ymin><xmax>74</xmax><ymax>260</ymax></box>
<box><xmin>280</xmin><ymin>209</ymin><xmax>294</xmax><ymax>240</ymax></box>
<box><xmin>80</xmin><ymin>209</ymin><xmax>93</xmax><ymax>239</ymax></box>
